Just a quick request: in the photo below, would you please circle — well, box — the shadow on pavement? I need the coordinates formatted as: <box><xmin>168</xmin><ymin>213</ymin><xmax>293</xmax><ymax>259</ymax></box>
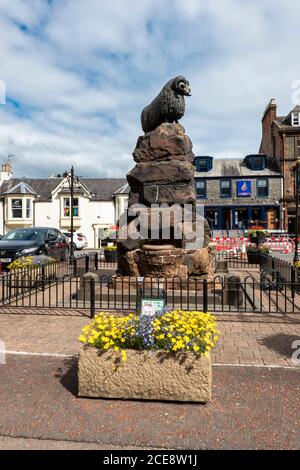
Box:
<box><xmin>259</xmin><ymin>333</ymin><xmax>300</xmax><ymax>358</ymax></box>
<box><xmin>55</xmin><ymin>356</ymin><xmax>78</xmax><ymax>397</ymax></box>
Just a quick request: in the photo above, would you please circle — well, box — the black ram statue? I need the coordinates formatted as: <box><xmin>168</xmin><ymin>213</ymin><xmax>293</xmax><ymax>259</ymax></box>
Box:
<box><xmin>141</xmin><ymin>75</ymin><xmax>191</xmax><ymax>134</ymax></box>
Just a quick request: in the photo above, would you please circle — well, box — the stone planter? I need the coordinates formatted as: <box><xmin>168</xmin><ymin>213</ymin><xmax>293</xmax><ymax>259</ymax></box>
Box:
<box><xmin>247</xmin><ymin>251</ymin><xmax>261</xmax><ymax>265</ymax></box>
<box><xmin>78</xmin><ymin>346</ymin><xmax>212</xmax><ymax>403</ymax></box>
<box><xmin>104</xmin><ymin>249</ymin><xmax>118</xmax><ymax>263</ymax></box>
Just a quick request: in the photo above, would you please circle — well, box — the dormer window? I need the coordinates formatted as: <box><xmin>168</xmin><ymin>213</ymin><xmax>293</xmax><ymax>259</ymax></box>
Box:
<box><xmin>292</xmin><ymin>113</ymin><xmax>300</xmax><ymax>126</ymax></box>
<box><xmin>195</xmin><ymin>156</ymin><xmax>213</xmax><ymax>172</ymax></box>
<box><xmin>246</xmin><ymin>154</ymin><xmax>267</xmax><ymax>171</ymax></box>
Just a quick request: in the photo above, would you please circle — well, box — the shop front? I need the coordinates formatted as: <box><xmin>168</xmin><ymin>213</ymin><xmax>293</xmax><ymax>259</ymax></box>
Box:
<box><xmin>205</xmin><ymin>206</ymin><xmax>280</xmax><ymax>231</ymax></box>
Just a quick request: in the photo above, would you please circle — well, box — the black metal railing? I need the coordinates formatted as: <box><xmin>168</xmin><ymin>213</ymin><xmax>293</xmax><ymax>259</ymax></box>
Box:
<box><xmin>1</xmin><ymin>274</ymin><xmax>300</xmax><ymax>316</ymax></box>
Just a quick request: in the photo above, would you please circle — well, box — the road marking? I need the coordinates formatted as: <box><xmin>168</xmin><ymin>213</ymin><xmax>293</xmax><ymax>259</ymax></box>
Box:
<box><xmin>213</xmin><ymin>362</ymin><xmax>298</xmax><ymax>369</ymax></box>
<box><xmin>1</xmin><ymin>350</ymin><xmax>76</xmax><ymax>358</ymax></box>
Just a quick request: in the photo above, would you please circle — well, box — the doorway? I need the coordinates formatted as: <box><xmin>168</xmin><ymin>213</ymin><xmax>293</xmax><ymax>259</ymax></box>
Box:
<box><xmin>235</xmin><ymin>208</ymin><xmax>248</xmax><ymax>230</ymax></box>
<box><xmin>221</xmin><ymin>208</ymin><xmax>232</xmax><ymax>230</ymax></box>
<box><xmin>267</xmin><ymin>208</ymin><xmax>277</xmax><ymax>230</ymax></box>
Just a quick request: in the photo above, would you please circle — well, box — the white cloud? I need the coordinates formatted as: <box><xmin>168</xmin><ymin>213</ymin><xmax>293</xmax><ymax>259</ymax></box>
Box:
<box><xmin>0</xmin><ymin>0</ymin><xmax>300</xmax><ymax>178</ymax></box>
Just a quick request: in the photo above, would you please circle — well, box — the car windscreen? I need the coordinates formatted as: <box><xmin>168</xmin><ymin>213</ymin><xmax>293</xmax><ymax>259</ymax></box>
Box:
<box><xmin>2</xmin><ymin>229</ymin><xmax>48</xmax><ymax>241</ymax></box>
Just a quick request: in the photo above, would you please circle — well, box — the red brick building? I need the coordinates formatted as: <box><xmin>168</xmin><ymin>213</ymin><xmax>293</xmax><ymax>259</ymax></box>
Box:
<box><xmin>259</xmin><ymin>99</ymin><xmax>300</xmax><ymax>233</ymax></box>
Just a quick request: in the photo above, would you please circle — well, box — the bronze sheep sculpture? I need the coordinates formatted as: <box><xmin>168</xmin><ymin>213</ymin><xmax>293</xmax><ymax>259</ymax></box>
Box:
<box><xmin>141</xmin><ymin>75</ymin><xmax>191</xmax><ymax>134</ymax></box>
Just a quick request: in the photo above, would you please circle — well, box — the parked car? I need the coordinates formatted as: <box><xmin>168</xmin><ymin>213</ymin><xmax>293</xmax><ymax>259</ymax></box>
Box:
<box><xmin>63</xmin><ymin>232</ymin><xmax>88</xmax><ymax>250</ymax></box>
<box><xmin>0</xmin><ymin>227</ymin><xmax>69</xmax><ymax>270</ymax></box>
<box><xmin>0</xmin><ymin>234</ymin><xmax>2</xmax><ymax>240</ymax></box>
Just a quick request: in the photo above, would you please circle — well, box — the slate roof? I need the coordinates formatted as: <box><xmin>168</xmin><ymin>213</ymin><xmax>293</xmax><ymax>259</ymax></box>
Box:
<box><xmin>2</xmin><ymin>181</ymin><xmax>37</xmax><ymax>195</ymax></box>
<box><xmin>274</xmin><ymin>105</ymin><xmax>300</xmax><ymax>129</ymax></box>
<box><xmin>195</xmin><ymin>156</ymin><xmax>281</xmax><ymax>178</ymax></box>
<box><xmin>0</xmin><ymin>178</ymin><xmax>128</xmax><ymax>201</ymax></box>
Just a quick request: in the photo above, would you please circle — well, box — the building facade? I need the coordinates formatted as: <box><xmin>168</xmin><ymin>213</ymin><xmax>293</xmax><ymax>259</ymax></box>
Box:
<box><xmin>194</xmin><ymin>154</ymin><xmax>283</xmax><ymax>233</ymax></box>
<box><xmin>0</xmin><ymin>162</ymin><xmax>129</xmax><ymax>248</ymax></box>
<box><xmin>259</xmin><ymin>99</ymin><xmax>300</xmax><ymax>233</ymax></box>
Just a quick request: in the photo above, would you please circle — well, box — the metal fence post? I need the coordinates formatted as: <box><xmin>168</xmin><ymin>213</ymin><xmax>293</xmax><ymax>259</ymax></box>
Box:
<box><xmin>291</xmin><ymin>266</ymin><xmax>296</xmax><ymax>298</ymax></box>
<box><xmin>42</xmin><ymin>266</ymin><xmax>45</xmax><ymax>292</ymax></box>
<box><xmin>85</xmin><ymin>255</ymin><xmax>89</xmax><ymax>273</ymax></box>
<box><xmin>95</xmin><ymin>252</ymin><xmax>98</xmax><ymax>270</ymax></box>
<box><xmin>203</xmin><ymin>279</ymin><xmax>208</xmax><ymax>313</ymax></box>
<box><xmin>73</xmin><ymin>257</ymin><xmax>77</xmax><ymax>277</ymax></box>
<box><xmin>90</xmin><ymin>278</ymin><xmax>95</xmax><ymax>318</ymax></box>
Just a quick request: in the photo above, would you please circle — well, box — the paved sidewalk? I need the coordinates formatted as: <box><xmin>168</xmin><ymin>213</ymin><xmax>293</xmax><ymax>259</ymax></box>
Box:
<box><xmin>0</xmin><ymin>436</ymin><xmax>150</xmax><ymax>450</ymax></box>
<box><xmin>0</xmin><ymin>309</ymin><xmax>299</xmax><ymax>366</ymax></box>
<box><xmin>0</xmin><ymin>355</ymin><xmax>299</xmax><ymax>449</ymax></box>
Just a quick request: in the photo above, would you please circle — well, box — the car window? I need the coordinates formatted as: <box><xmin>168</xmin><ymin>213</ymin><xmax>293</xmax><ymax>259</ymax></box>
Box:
<box><xmin>3</xmin><ymin>229</ymin><xmax>47</xmax><ymax>241</ymax></box>
<box><xmin>57</xmin><ymin>231</ymin><xmax>66</xmax><ymax>241</ymax></box>
<box><xmin>47</xmin><ymin>229</ymin><xmax>58</xmax><ymax>239</ymax></box>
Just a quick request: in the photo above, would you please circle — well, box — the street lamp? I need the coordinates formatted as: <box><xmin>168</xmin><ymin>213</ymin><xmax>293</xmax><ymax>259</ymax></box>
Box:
<box><xmin>63</xmin><ymin>166</ymin><xmax>79</xmax><ymax>260</ymax></box>
<box><xmin>293</xmin><ymin>162</ymin><xmax>300</xmax><ymax>265</ymax></box>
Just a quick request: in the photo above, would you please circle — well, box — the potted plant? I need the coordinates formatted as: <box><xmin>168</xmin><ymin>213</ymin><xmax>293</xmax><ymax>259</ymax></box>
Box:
<box><xmin>246</xmin><ymin>245</ymin><xmax>269</xmax><ymax>265</ymax></box>
<box><xmin>78</xmin><ymin>310</ymin><xmax>219</xmax><ymax>403</ymax></box>
<box><xmin>104</xmin><ymin>245</ymin><xmax>118</xmax><ymax>263</ymax></box>
<box><xmin>246</xmin><ymin>228</ymin><xmax>268</xmax><ymax>245</ymax></box>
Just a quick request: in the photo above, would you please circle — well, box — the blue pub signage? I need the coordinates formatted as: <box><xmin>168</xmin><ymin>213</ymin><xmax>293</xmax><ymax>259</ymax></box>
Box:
<box><xmin>237</xmin><ymin>180</ymin><xmax>251</xmax><ymax>197</ymax></box>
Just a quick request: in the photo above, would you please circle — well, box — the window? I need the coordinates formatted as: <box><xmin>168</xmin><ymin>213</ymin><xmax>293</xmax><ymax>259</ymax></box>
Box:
<box><xmin>220</xmin><ymin>180</ymin><xmax>231</xmax><ymax>197</ymax></box>
<box><xmin>11</xmin><ymin>199</ymin><xmax>22</xmax><ymax>218</ymax></box>
<box><xmin>292</xmin><ymin>113</ymin><xmax>300</xmax><ymax>126</ymax></box>
<box><xmin>297</xmin><ymin>139</ymin><xmax>300</xmax><ymax>158</ymax></box>
<box><xmin>257</xmin><ymin>178</ymin><xmax>268</xmax><ymax>197</ymax></box>
<box><xmin>195</xmin><ymin>179</ymin><xmax>206</xmax><ymax>198</ymax></box>
<box><xmin>247</xmin><ymin>155</ymin><xmax>266</xmax><ymax>171</ymax></box>
<box><xmin>26</xmin><ymin>199</ymin><xmax>32</xmax><ymax>218</ymax></box>
<box><xmin>195</xmin><ymin>157</ymin><xmax>213</xmax><ymax>172</ymax></box>
<box><xmin>63</xmin><ymin>197</ymin><xmax>79</xmax><ymax>217</ymax></box>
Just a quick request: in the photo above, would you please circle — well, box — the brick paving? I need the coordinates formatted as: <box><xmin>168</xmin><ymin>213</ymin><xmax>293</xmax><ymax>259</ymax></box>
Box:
<box><xmin>0</xmin><ymin>308</ymin><xmax>299</xmax><ymax>366</ymax></box>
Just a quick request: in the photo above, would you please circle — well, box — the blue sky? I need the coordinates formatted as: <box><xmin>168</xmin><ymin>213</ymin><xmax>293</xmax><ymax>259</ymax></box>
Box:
<box><xmin>0</xmin><ymin>0</ymin><xmax>300</xmax><ymax>178</ymax></box>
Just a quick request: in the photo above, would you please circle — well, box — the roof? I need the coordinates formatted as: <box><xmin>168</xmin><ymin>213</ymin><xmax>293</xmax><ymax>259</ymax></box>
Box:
<box><xmin>194</xmin><ymin>156</ymin><xmax>281</xmax><ymax>178</ymax></box>
<box><xmin>0</xmin><ymin>177</ymin><xmax>128</xmax><ymax>201</ymax></box>
<box><xmin>2</xmin><ymin>181</ymin><xmax>37</xmax><ymax>195</ymax></box>
<box><xmin>114</xmin><ymin>182</ymin><xmax>130</xmax><ymax>195</ymax></box>
<box><xmin>274</xmin><ymin>105</ymin><xmax>300</xmax><ymax>129</ymax></box>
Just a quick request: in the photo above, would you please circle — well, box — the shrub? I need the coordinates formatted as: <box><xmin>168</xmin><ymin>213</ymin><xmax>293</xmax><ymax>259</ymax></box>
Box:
<box><xmin>79</xmin><ymin>310</ymin><xmax>220</xmax><ymax>362</ymax></box>
<box><xmin>104</xmin><ymin>245</ymin><xmax>118</xmax><ymax>251</ymax></box>
<box><xmin>246</xmin><ymin>229</ymin><xmax>268</xmax><ymax>238</ymax></box>
<box><xmin>8</xmin><ymin>255</ymin><xmax>57</xmax><ymax>271</ymax></box>
<box><xmin>246</xmin><ymin>245</ymin><xmax>270</xmax><ymax>254</ymax></box>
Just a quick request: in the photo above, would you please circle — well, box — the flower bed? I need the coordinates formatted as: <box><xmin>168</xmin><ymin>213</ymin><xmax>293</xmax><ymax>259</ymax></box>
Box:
<box><xmin>7</xmin><ymin>255</ymin><xmax>58</xmax><ymax>289</ymax></box>
<box><xmin>78</xmin><ymin>310</ymin><xmax>219</xmax><ymax>402</ymax></box>
<box><xmin>8</xmin><ymin>255</ymin><xmax>57</xmax><ymax>271</ymax></box>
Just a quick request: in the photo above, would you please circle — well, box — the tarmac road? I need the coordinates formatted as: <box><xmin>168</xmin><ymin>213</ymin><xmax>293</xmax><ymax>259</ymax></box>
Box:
<box><xmin>0</xmin><ymin>354</ymin><xmax>299</xmax><ymax>450</ymax></box>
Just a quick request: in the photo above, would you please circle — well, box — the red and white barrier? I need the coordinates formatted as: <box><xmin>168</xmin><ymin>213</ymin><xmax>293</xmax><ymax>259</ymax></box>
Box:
<box><xmin>211</xmin><ymin>235</ymin><xmax>296</xmax><ymax>254</ymax></box>
<box><xmin>211</xmin><ymin>237</ymin><xmax>249</xmax><ymax>252</ymax></box>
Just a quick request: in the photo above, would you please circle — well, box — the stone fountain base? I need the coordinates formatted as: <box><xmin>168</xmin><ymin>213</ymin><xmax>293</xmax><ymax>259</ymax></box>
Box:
<box><xmin>117</xmin><ymin>243</ymin><xmax>215</xmax><ymax>280</ymax></box>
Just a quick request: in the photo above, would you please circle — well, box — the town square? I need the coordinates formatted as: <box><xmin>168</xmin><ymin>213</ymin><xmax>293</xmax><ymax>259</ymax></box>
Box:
<box><xmin>0</xmin><ymin>0</ymin><xmax>299</xmax><ymax>460</ymax></box>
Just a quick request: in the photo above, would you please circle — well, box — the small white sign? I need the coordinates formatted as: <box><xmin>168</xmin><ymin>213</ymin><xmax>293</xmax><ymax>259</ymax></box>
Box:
<box><xmin>141</xmin><ymin>299</ymin><xmax>165</xmax><ymax>317</ymax></box>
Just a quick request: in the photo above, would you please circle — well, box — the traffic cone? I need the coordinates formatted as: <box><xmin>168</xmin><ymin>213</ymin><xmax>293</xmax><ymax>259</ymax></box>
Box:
<box><xmin>233</xmin><ymin>244</ymin><xmax>238</xmax><ymax>258</ymax></box>
<box><xmin>241</xmin><ymin>241</ymin><xmax>247</xmax><ymax>260</ymax></box>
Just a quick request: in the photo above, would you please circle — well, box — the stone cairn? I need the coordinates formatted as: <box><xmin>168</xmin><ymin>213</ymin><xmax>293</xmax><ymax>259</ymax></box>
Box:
<box><xmin>117</xmin><ymin>123</ymin><xmax>214</xmax><ymax>280</ymax></box>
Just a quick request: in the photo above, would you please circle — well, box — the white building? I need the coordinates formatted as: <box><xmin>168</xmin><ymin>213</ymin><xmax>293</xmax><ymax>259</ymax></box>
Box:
<box><xmin>0</xmin><ymin>161</ymin><xmax>129</xmax><ymax>248</ymax></box>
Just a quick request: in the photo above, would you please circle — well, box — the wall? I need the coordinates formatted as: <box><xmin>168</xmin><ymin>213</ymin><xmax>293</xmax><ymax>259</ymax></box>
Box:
<box><xmin>34</xmin><ymin>197</ymin><xmax>116</xmax><ymax>248</ymax></box>
<box><xmin>198</xmin><ymin>177</ymin><xmax>282</xmax><ymax>206</ymax></box>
